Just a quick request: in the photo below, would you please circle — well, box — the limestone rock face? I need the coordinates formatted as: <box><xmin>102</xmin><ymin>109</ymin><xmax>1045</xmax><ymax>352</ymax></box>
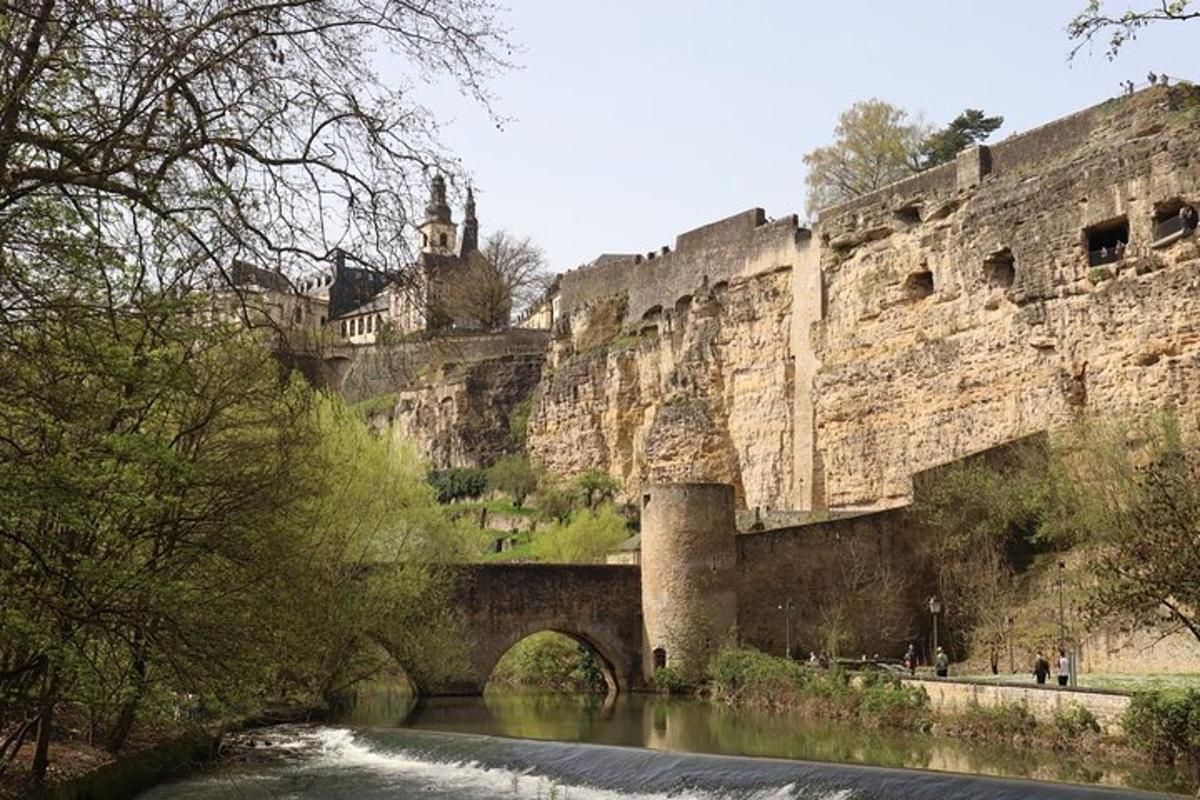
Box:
<box><xmin>810</xmin><ymin>85</ymin><xmax>1200</xmax><ymax>508</ymax></box>
<box><xmin>527</xmin><ymin>268</ymin><xmax>795</xmax><ymax>509</ymax></box>
<box><xmin>385</xmin><ymin>353</ymin><xmax>543</xmax><ymax>469</ymax></box>
<box><xmin>340</xmin><ymin>330</ymin><xmax>549</xmax><ymax>469</ymax></box>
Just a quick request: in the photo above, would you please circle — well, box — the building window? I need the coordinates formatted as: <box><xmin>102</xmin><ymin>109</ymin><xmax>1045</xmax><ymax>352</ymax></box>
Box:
<box><xmin>357</xmin><ymin>317</ymin><xmax>363</xmax><ymax>335</ymax></box>
<box><xmin>1085</xmin><ymin>218</ymin><xmax>1129</xmax><ymax>266</ymax></box>
<box><xmin>376</xmin><ymin>314</ymin><xmax>383</xmax><ymax>332</ymax></box>
<box><xmin>340</xmin><ymin>320</ymin><xmax>346</xmax><ymax>336</ymax></box>
<box><xmin>293</xmin><ymin>307</ymin><xmax>303</xmax><ymax>323</ymax></box>
<box><xmin>983</xmin><ymin>247</ymin><xmax>1016</xmax><ymax>289</ymax></box>
<box><xmin>439</xmin><ymin>232</ymin><xmax>448</xmax><ymax>247</ymax></box>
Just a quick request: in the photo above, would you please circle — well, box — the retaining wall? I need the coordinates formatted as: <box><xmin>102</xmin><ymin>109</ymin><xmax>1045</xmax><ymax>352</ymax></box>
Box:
<box><xmin>907</xmin><ymin>678</ymin><xmax>1131</xmax><ymax>734</ymax></box>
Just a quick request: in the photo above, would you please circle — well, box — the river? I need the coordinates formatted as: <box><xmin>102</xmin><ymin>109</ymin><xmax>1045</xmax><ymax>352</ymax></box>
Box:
<box><xmin>138</xmin><ymin>689</ymin><xmax>1198</xmax><ymax>799</ymax></box>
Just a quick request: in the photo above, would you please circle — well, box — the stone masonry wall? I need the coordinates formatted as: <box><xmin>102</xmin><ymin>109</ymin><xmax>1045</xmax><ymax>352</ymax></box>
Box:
<box><xmin>557</xmin><ymin>209</ymin><xmax>801</xmax><ymax>325</ymax></box>
<box><xmin>809</xmin><ymin>85</ymin><xmax>1200</xmax><ymax>507</ymax></box>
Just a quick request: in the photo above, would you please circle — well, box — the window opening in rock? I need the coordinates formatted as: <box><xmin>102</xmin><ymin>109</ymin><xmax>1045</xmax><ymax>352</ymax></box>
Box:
<box><xmin>653</xmin><ymin>648</ymin><xmax>667</xmax><ymax>670</ymax></box>
<box><xmin>894</xmin><ymin>204</ymin><xmax>922</xmax><ymax>225</ymax></box>
<box><xmin>903</xmin><ymin>270</ymin><xmax>934</xmax><ymax>302</ymax></box>
<box><xmin>983</xmin><ymin>248</ymin><xmax>1016</xmax><ymax>289</ymax></box>
<box><xmin>1153</xmin><ymin>200</ymin><xmax>1197</xmax><ymax>243</ymax></box>
<box><xmin>1085</xmin><ymin>218</ymin><xmax>1128</xmax><ymax>266</ymax></box>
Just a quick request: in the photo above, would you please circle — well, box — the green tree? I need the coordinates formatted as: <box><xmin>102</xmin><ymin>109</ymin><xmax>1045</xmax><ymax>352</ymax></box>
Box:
<box><xmin>1069</xmin><ymin>1</ymin><xmax>1198</xmax><ymax>60</ymax></box>
<box><xmin>1047</xmin><ymin>413</ymin><xmax>1200</xmax><ymax>644</ymax></box>
<box><xmin>487</xmin><ymin>455</ymin><xmax>539</xmax><ymax>508</ymax></box>
<box><xmin>428</xmin><ymin>468</ymin><xmax>490</xmax><ymax>503</ymax></box>
<box><xmin>916</xmin><ymin>109</ymin><xmax>1004</xmax><ymax>169</ymax></box>
<box><xmin>531</xmin><ymin>506</ymin><xmax>630</xmax><ymax>564</ymax></box>
<box><xmin>803</xmin><ymin>99</ymin><xmax>929</xmax><ymax>215</ymax></box>
<box><xmin>574</xmin><ymin>470</ymin><xmax>621</xmax><ymax>510</ymax></box>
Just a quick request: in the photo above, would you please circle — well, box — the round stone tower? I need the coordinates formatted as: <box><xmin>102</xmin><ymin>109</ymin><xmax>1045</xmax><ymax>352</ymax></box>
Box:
<box><xmin>640</xmin><ymin>483</ymin><xmax>738</xmax><ymax>682</ymax></box>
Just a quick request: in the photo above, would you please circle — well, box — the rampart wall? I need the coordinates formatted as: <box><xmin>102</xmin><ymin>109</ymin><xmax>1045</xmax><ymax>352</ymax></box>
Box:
<box><xmin>557</xmin><ymin>209</ymin><xmax>804</xmax><ymax>324</ymax></box>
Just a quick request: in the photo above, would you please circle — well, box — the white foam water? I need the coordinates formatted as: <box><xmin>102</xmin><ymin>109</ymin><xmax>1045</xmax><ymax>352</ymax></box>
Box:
<box><xmin>311</xmin><ymin>727</ymin><xmax>855</xmax><ymax>800</ymax></box>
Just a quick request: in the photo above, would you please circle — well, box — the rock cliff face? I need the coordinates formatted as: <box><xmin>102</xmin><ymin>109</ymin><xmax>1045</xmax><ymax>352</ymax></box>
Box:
<box><xmin>810</xmin><ymin>85</ymin><xmax>1200</xmax><ymax>508</ymax></box>
<box><xmin>528</xmin><ymin>267</ymin><xmax>796</xmax><ymax>509</ymax></box>
<box><xmin>384</xmin><ymin>353</ymin><xmax>543</xmax><ymax>469</ymax></box>
<box><xmin>340</xmin><ymin>330</ymin><xmax>549</xmax><ymax>469</ymax></box>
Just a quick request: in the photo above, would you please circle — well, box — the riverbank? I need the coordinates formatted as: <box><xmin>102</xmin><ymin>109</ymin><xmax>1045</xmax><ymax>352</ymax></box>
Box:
<box><xmin>689</xmin><ymin>647</ymin><xmax>1200</xmax><ymax>771</ymax></box>
<box><xmin>0</xmin><ymin>708</ymin><xmax>324</xmax><ymax>800</ymax></box>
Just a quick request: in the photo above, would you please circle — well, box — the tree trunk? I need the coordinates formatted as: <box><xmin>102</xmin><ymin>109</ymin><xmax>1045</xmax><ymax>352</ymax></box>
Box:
<box><xmin>105</xmin><ymin>641</ymin><xmax>147</xmax><ymax>754</ymax></box>
<box><xmin>31</xmin><ymin>668</ymin><xmax>57</xmax><ymax>782</ymax></box>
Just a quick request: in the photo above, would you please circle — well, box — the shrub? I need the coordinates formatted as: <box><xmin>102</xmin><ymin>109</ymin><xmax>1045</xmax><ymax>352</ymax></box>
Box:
<box><xmin>530</xmin><ymin>506</ymin><xmax>630</xmax><ymax>564</ymax></box>
<box><xmin>1054</xmin><ymin>702</ymin><xmax>1100</xmax><ymax>740</ymax></box>
<box><xmin>652</xmin><ymin>666</ymin><xmax>696</xmax><ymax>695</ymax></box>
<box><xmin>428</xmin><ymin>467</ymin><xmax>488</xmax><ymax>504</ymax></box>
<box><xmin>508</xmin><ymin>396</ymin><xmax>533</xmax><ymax>446</ymax></box>
<box><xmin>953</xmin><ymin>700</ymin><xmax>1038</xmax><ymax>741</ymax></box>
<box><xmin>1122</xmin><ymin>690</ymin><xmax>1200</xmax><ymax>762</ymax></box>
<box><xmin>859</xmin><ymin>671</ymin><xmax>931</xmax><ymax>732</ymax></box>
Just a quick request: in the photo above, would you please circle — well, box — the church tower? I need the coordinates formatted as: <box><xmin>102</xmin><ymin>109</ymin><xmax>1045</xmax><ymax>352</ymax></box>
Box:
<box><xmin>419</xmin><ymin>175</ymin><xmax>457</xmax><ymax>256</ymax></box>
<box><xmin>459</xmin><ymin>186</ymin><xmax>479</xmax><ymax>255</ymax></box>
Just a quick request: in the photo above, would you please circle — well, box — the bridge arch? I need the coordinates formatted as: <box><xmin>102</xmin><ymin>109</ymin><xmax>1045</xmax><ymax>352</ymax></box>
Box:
<box><xmin>484</xmin><ymin>628</ymin><xmax>626</xmax><ymax>695</ymax></box>
<box><xmin>427</xmin><ymin>564</ymin><xmax>644</xmax><ymax>696</ymax></box>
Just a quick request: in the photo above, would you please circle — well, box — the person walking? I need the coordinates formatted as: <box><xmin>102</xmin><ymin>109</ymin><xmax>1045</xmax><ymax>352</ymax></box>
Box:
<box><xmin>1057</xmin><ymin>649</ymin><xmax>1070</xmax><ymax>687</ymax></box>
<box><xmin>1033</xmin><ymin>651</ymin><xmax>1051</xmax><ymax>685</ymax></box>
<box><xmin>903</xmin><ymin>643</ymin><xmax>916</xmax><ymax>675</ymax></box>
<box><xmin>935</xmin><ymin>646</ymin><xmax>949</xmax><ymax>678</ymax></box>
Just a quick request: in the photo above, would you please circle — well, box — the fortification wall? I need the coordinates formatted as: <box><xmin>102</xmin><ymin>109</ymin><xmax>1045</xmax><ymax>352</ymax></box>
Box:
<box><xmin>808</xmin><ymin>85</ymin><xmax>1200</xmax><ymax>507</ymax></box>
<box><xmin>557</xmin><ymin>209</ymin><xmax>803</xmax><ymax>324</ymax></box>
<box><xmin>734</xmin><ymin>508</ymin><xmax>930</xmax><ymax>660</ymax></box>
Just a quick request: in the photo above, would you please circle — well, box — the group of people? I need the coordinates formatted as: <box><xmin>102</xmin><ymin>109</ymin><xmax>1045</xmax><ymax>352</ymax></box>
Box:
<box><xmin>902</xmin><ymin>643</ymin><xmax>950</xmax><ymax>677</ymax></box>
<box><xmin>1121</xmin><ymin>72</ymin><xmax>1173</xmax><ymax>95</ymax></box>
<box><xmin>1033</xmin><ymin>649</ymin><xmax>1073</xmax><ymax>687</ymax></box>
<box><xmin>902</xmin><ymin>644</ymin><xmax>1071</xmax><ymax>686</ymax></box>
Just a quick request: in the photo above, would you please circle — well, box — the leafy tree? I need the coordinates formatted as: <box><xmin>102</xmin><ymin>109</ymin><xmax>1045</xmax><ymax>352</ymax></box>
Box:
<box><xmin>1046</xmin><ymin>413</ymin><xmax>1200</xmax><ymax>645</ymax></box>
<box><xmin>534</xmin><ymin>479</ymin><xmax>578</xmax><ymax>525</ymax></box>
<box><xmin>428</xmin><ymin>468</ymin><xmax>489</xmax><ymax>504</ymax></box>
<box><xmin>1069</xmin><ymin>1</ymin><xmax>1199</xmax><ymax>59</ymax></box>
<box><xmin>487</xmin><ymin>455</ymin><xmax>539</xmax><ymax>508</ymax></box>
<box><xmin>531</xmin><ymin>506</ymin><xmax>630</xmax><ymax>564</ymax></box>
<box><xmin>803</xmin><ymin>99</ymin><xmax>930</xmax><ymax>215</ymax></box>
<box><xmin>574</xmin><ymin>470</ymin><xmax>621</xmax><ymax>510</ymax></box>
<box><xmin>916</xmin><ymin>109</ymin><xmax>1004</xmax><ymax>170</ymax></box>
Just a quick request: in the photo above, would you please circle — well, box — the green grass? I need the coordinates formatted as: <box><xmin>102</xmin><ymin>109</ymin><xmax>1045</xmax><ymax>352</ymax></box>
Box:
<box><xmin>955</xmin><ymin>672</ymin><xmax>1200</xmax><ymax>694</ymax></box>
<box><xmin>457</xmin><ymin>498</ymin><xmax>537</xmax><ymax>517</ymax></box>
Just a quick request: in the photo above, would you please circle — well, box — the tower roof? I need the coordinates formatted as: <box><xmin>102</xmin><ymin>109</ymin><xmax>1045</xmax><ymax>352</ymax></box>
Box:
<box><xmin>426</xmin><ymin>174</ymin><xmax>452</xmax><ymax>224</ymax></box>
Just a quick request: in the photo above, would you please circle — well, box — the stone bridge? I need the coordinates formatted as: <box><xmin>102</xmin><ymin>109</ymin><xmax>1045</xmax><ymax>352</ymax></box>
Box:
<box><xmin>429</xmin><ymin>564</ymin><xmax>644</xmax><ymax>695</ymax></box>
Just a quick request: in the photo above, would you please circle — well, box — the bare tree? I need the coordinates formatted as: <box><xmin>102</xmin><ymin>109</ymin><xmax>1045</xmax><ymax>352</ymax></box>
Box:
<box><xmin>434</xmin><ymin>229</ymin><xmax>552</xmax><ymax>329</ymax></box>
<box><xmin>0</xmin><ymin>0</ymin><xmax>513</xmax><ymax>323</ymax></box>
<box><xmin>1069</xmin><ymin>1</ymin><xmax>1199</xmax><ymax>59</ymax></box>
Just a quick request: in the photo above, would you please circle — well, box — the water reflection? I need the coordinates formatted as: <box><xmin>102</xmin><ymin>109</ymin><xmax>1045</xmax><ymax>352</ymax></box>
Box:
<box><xmin>337</xmin><ymin>685</ymin><xmax>1197</xmax><ymax>796</ymax></box>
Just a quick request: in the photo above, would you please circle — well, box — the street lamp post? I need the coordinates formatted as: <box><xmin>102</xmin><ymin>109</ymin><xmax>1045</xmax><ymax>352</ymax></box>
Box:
<box><xmin>1057</xmin><ymin>561</ymin><xmax>1066</xmax><ymax>651</ymax></box>
<box><xmin>928</xmin><ymin>596</ymin><xmax>942</xmax><ymax>658</ymax></box>
<box><xmin>778</xmin><ymin>598</ymin><xmax>793</xmax><ymax>660</ymax></box>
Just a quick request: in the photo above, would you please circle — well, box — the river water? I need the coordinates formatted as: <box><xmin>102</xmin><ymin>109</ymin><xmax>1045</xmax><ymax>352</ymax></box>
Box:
<box><xmin>139</xmin><ymin>690</ymin><xmax>1198</xmax><ymax>799</ymax></box>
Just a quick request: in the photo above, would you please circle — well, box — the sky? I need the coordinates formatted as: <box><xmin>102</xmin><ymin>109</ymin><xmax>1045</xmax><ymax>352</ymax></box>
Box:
<box><xmin>389</xmin><ymin>1</ymin><xmax>1197</xmax><ymax>273</ymax></box>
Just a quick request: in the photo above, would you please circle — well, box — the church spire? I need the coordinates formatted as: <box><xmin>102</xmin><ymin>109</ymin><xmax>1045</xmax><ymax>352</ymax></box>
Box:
<box><xmin>460</xmin><ymin>185</ymin><xmax>479</xmax><ymax>255</ymax></box>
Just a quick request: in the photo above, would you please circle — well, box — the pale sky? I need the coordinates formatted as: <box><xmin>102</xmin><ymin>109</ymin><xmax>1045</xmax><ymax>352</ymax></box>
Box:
<box><xmin>395</xmin><ymin>1</ymin><xmax>1197</xmax><ymax>273</ymax></box>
